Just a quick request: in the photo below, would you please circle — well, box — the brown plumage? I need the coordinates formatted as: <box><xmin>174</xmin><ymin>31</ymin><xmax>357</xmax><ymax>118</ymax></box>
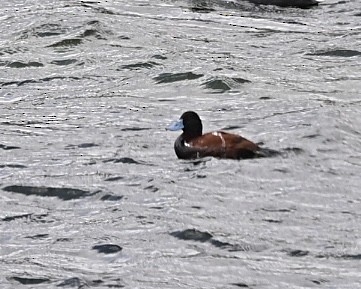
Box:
<box><xmin>186</xmin><ymin>131</ymin><xmax>260</xmax><ymax>159</ymax></box>
<box><xmin>167</xmin><ymin>111</ymin><xmax>276</xmax><ymax>160</ymax></box>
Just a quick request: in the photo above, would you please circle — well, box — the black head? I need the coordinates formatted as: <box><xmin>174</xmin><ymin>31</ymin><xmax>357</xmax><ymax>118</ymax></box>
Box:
<box><xmin>180</xmin><ymin>111</ymin><xmax>203</xmax><ymax>138</ymax></box>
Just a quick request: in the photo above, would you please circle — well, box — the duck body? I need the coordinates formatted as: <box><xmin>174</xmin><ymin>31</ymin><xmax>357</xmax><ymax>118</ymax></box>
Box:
<box><xmin>168</xmin><ymin>111</ymin><xmax>270</xmax><ymax>160</ymax></box>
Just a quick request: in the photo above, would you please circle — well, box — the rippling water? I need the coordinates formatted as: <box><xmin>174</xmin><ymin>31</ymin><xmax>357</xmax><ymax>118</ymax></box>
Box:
<box><xmin>1</xmin><ymin>0</ymin><xmax>361</xmax><ymax>288</ymax></box>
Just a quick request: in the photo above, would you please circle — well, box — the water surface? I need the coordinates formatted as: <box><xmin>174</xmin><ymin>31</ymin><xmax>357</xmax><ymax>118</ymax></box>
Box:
<box><xmin>1</xmin><ymin>0</ymin><xmax>360</xmax><ymax>288</ymax></box>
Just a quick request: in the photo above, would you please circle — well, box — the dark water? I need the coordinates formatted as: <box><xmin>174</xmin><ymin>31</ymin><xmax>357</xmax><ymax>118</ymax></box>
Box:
<box><xmin>1</xmin><ymin>0</ymin><xmax>361</xmax><ymax>288</ymax></box>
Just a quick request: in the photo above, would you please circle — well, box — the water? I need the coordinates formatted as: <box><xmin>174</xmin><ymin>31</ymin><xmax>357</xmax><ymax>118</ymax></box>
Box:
<box><xmin>1</xmin><ymin>0</ymin><xmax>360</xmax><ymax>288</ymax></box>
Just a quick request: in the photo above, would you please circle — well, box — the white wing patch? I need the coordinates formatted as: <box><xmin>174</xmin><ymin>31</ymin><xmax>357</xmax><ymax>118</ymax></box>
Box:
<box><xmin>212</xmin><ymin>132</ymin><xmax>226</xmax><ymax>148</ymax></box>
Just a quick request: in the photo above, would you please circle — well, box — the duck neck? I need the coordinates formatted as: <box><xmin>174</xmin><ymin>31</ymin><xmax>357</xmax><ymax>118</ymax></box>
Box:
<box><xmin>182</xmin><ymin>128</ymin><xmax>202</xmax><ymax>142</ymax></box>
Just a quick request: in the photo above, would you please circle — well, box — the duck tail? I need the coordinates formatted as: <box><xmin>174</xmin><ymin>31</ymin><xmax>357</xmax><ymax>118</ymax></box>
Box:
<box><xmin>254</xmin><ymin>147</ymin><xmax>281</xmax><ymax>158</ymax></box>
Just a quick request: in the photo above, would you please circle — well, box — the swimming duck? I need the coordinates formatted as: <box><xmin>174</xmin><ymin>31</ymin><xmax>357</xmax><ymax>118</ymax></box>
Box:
<box><xmin>167</xmin><ymin>111</ymin><xmax>275</xmax><ymax>160</ymax></box>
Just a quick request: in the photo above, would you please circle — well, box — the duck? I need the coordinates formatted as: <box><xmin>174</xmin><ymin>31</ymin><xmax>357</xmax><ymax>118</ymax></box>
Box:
<box><xmin>167</xmin><ymin>111</ymin><xmax>277</xmax><ymax>160</ymax></box>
